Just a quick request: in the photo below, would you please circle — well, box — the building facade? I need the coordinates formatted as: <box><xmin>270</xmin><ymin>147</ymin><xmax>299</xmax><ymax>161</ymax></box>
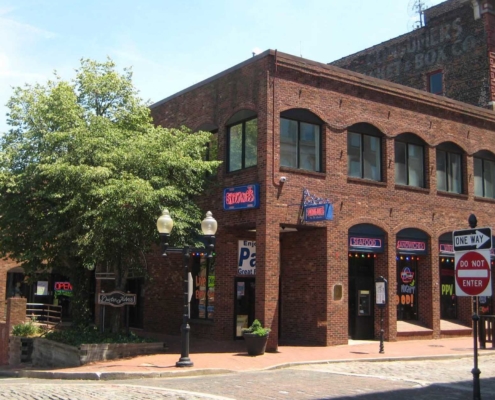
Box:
<box><xmin>146</xmin><ymin>50</ymin><xmax>495</xmax><ymax>350</ymax></box>
<box><xmin>331</xmin><ymin>0</ymin><xmax>495</xmax><ymax>109</ymax></box>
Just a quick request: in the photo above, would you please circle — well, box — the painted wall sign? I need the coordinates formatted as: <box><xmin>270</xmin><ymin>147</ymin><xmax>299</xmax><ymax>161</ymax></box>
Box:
<box><xmin>304</xmin><ymin>204</ymin><xmax>333</xmax><ymax>221</ymax></box>
<box><xmin>238</xmin><ymin>240</ymin><xmax>256</xmax><ymax>275</ymax></box>
<box><xmin>97</xmin><ymin>291</ymin><xmax>136</xmax><ymax>307</ymax></box>
<box><xmin>396</xmin><ymin>240</ymin><xmax>427</xmax><ymax>254</ymax></box>
<box><xmin>223</xmin><ymin>184</ymin><xmax>260</xmax><ymax>210</ymax></box>
<box><xmin>349</xmin><ymin>236</ymin><xmax>384</xmax><ymax>252</ymax></box>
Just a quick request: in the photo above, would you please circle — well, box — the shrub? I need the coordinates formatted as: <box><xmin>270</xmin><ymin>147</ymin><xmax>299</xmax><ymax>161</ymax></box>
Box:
<box><xmin>12</xmin><ymin>321</ymin><xmax>41</xmax><ymax>337</ymax></box>
<box><xmin>242</xmin><ymin>319</ymin><xmax>271</xmax><ymax>337</ymax></box>
<box><xmin>44</xmin><ymin>325</ymin><xmax>154</xmax><ymax>347</ymax></box>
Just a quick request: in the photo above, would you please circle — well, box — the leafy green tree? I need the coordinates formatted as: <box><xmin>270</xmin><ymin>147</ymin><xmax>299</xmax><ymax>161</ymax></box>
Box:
<box><xmin>0</xmin><ymin>58</ymin><xmax>221</xmax><ymax>330</ymax></box>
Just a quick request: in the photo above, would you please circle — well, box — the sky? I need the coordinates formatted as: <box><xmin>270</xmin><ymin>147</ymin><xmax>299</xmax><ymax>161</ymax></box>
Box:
<box><xmin>0</xmin><ymin>0</ymin><xmax>445</xmax><ymax>133</ymax></box>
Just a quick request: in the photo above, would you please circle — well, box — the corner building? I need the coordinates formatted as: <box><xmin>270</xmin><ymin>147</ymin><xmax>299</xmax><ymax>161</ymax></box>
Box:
<box><xmin>148</xmin><ymin>50</ymin><xmax>495</xmax><ymax>350</ymax></box>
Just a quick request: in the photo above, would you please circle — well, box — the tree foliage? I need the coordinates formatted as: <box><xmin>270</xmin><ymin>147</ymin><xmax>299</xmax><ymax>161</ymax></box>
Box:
<box><xmin>0</xmin><ymin>58</ymin><xmax>221</xmax><ymax>327</ymax></box>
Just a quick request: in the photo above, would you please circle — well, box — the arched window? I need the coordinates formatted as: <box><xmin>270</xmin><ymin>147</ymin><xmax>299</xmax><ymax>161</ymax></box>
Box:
<box><xmin>226</xmin><ymin>110</ymin><xmax>257</xmax><ymax>172</ymax></box>
<box><xmin>280</xmin><ymin>109</ymin><xmax>323</xmax><ymax>172</ymax></box>
<box><xmin>473</xmin><ymin>150</ymin><xmax>495</xmax><ymax>198</ymax></box>
<box><xmin>395</xmin><ymin>133</ymin><xmax>426</xmax><ymax>188</ymax></box>
<box><xmin>348</xmin><ymin>123</ymin><xmax>383</xmax><ymax>181</ymax></box>
<box><xmin>436</xmin><ymin>142</ymin><xmax>464</xmax><ymax>194</ymax></box>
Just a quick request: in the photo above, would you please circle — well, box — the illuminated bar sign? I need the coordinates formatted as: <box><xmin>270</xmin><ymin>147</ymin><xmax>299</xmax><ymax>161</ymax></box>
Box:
<box><xmin>223</xmin><ymin>184</ymin><xmax>260</xmax><ymax>210</ymax></box>
<box><xmin>439</xmin><ymin>243</ymin><xmax>454</xmax><ymax>255</ymax></box>
<box><xmin>304</xmin><ymin>204</ymin><xmax>333</xmax><ymax>222</ymax></box>
<box><xmin>349</xmin><ymin>237</ymin><xmax>384</xmax><ymax>252</ymax></box>
<box><xmin>397</xmin><ymin>240</ymin><xmax>427</xmax><ymax>254</ymax></box>
<box><xmin>54</xmin><ymin>282</ymin><xmax>73</xmax><ymax>297</ymax></box>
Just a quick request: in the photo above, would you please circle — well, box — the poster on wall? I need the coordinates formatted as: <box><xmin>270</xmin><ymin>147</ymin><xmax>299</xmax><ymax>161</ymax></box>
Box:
<box><xmin>238</xmin><ymin>240</ymin><xmax>256</xmax><ymax>275</ymax></box>
<box><xmin>36</xmin><ymin>281</ymin><xmax>48</xmax><ymax>296</ymax></box>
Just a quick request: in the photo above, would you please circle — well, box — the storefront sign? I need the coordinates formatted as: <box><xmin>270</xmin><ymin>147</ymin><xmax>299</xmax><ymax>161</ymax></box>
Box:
<box><xmin>396</xmin><ymin>240</ymin><xmax>427</xmax><ymax>254</ymax></box>
<box><xmin>223</xmin><ymin>184</ymin><xmax>260</xmax><ymax>210</ymax></box>
<box><xmin>97</xmin><ymin>291</ymin><xmax>136</xmax><ymax>307</ymax></box>
<box><xmin>238</xmin><ymin>240</ymin><xmax>256</xmax><ymax>275</ymax></box>
<box><xmin>303</xmin><ymin>204</ymin><xmax>333</xmax><ymax>222</ymax></box>
<box><xmin>54</xmin><ymin>281</ymin><xmax>73</xmax><ymax>297</ymax></box>
<box><xmin>349</xmin><ymin>236</ymin><xmax>384</xmax><ymax>252</ymax></box>
<box><xmin>439</xmin><ymin>243</ymin><xmax>454</xmax><ymax>255</ymax></box>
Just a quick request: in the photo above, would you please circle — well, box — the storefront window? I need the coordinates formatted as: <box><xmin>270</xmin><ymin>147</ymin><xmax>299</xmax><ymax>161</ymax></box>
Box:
<box><xmin>397</xmin><ymin>256</ymin><xmax>418</xmax><ymax>320</ymax></box>
<box><xmin>190</xmin><ymin>255</ymin><xmax>215</xmax><ymax>320</ymax></box>
<box><xmin>439</xmin><ymin>257</ymin><xmax>456</xmax><ymax>319</ymax></box>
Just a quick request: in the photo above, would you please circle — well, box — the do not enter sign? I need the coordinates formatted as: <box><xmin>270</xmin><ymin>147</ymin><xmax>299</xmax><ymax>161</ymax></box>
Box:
<box><xmin>455</xmin><ymin>250</ymin><xmax>492</xmax><ymax>296</ymax></box>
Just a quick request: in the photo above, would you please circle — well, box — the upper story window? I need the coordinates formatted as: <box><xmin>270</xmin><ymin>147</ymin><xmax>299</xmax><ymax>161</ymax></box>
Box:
<box><xmin>474</xmin><ymin>151</ymin><xmax>495</xmax><ymax>199</ymax></box>
<box><xmin>428</xmin><ymin>71</ymin><xmax>443</xmax><ymax>95</ymax></box>
<box><xmin>347</xmin><ymin>123</ymin><xmax>383</xmax><ymax>181</ymax></box>
<box><xmin>436</xmin><ymin>143</ymin><xmax>463</xmax><ymax>194</ymax></box>
<box><xmin>226</xmin><ymin>110</ymin><xmax>257</xmax><ymax>172</ymax></box>
<box><xmin>395</xmin><ymin>133</ymin><xmax>425</xmax><ymax>188</ymax></box>
<box><xmin>280</xmin><ymin>109</ymin><xmax>322</xmax><ymax>172</ymax></box>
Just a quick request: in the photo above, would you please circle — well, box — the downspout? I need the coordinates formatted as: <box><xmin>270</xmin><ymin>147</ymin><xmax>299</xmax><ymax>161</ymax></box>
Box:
<box><xmin>272</xmin><ymin>50</ymin><xmax>282</xmax><ymax>188</ymax></box>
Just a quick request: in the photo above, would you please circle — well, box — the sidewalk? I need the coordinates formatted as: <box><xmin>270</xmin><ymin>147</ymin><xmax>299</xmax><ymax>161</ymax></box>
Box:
<box><xmin>0</xmin><ymin>335</ymin><xmax>492</xmax><ymax>380</ymax></box>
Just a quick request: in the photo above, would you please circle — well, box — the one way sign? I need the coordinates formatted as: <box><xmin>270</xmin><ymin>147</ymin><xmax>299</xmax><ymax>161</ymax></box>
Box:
<box><xmin>453</xmin><ymin>227</ymin><xmax>492</xmax><ymax>251</ymax></box>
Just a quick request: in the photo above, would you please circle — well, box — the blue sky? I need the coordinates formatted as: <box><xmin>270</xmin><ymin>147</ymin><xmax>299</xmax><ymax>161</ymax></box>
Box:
<box><xmin>0</xmin><ymin>0</ymin><xmax>444</xmax><ymax>133</ymax></box>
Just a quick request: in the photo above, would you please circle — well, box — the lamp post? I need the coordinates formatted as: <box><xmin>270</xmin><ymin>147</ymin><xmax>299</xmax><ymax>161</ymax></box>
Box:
<box><xmin>156</xmin><ymin>209</ymin><xmax>217</xmax><ymax>368</ymax></box>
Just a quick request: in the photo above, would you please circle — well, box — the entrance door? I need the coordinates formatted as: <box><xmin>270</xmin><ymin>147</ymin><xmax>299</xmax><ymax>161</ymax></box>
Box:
<box><xmin>348</xmin><ymin>255</ymin><xmax>374</xmax><ymax>339</ymax></box>
<box><xmin>234</xmin><ymin>278</ymin><xmax>255</xmax><ymax>339</ymax></box>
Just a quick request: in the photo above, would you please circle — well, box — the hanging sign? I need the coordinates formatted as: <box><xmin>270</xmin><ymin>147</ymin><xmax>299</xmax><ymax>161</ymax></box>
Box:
<box><xmin>98</xmin><ymin>291</ymin><xmax>136</xmax><ymax>307</ymax></box>
<box><xmin>238</xmin><ymin>240</ymin><xmax>256</xmax><ymax>275</ymax></box>
<box><xmin>301</xmin><ymin>189</ymin><xmax>333</xmax><ymax>223</ymax></box>
<box><xmin>223</xmin><ymin>184</ymin><xmax>260</xmax><ymax>210</ymax></box>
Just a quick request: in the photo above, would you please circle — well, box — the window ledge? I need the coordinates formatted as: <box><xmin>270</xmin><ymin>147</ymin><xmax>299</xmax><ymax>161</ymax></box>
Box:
<box><xmin>474</xmin><ymin>196</ymin><xmax>495</xmax><ymax>204</ymax></box>
<box><xmin>189</xmin><ymin>319</ymin><xmax>214</xmax><ymax>326</ymax></box>
<box><xmin>395</xmin><ymin>184</ymin><xmax>429</xmax><ymax>194</ymax></box>
<box><xmin>347</xmin><ymin>177</ymin><xmax>386</xmax><ymax>187</ymax></box>
<box><xmin>437</xmin><ymin>191</ymin><xmax>468</xmax><ymax>200</ymax></box>
<box><xmin>280</xmin><ymin>166</ymin><xmax>325</xmax><ymax>178</ymax></box>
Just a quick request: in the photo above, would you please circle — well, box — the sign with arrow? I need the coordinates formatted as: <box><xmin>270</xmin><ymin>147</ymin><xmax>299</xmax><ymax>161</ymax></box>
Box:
<box><xmin>452</xmin><ymin>227</ymin><xmax>492</xmax><ymax>251</ymax></box>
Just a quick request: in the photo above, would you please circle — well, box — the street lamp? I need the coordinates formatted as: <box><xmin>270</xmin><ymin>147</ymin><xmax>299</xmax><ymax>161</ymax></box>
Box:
<box><xmin>156</xmin><ymin>209</ymin><xmax>218</xmax><ymax>367</ymax></box>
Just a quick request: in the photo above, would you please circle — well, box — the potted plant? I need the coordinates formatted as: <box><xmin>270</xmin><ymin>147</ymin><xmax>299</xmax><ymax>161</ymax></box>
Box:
<box><xmin>242</xmin><ymin>319</ymin><xmax>271</xmax><ymax>356</ymax></box>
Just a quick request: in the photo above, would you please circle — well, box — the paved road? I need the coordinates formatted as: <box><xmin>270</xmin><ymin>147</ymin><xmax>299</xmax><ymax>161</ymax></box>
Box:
<box><xmin>1</xmin><ymin>355</ymin><xmax>495</xmax><ymax>399</ymax></box>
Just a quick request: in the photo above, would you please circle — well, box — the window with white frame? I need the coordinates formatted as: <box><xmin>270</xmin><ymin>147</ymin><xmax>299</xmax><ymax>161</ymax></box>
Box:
<box><xmin>436</xmin><ymin>144</ymin><xmax>463</xmax><ymax>194</ymax></box>
<box><xmin>395</xmin><ymin>134</ymin><xmax>425</xmax><ymax>187</ymax></box>
<box><xmin>474</xmin><ymin>151</ymin><xmax>495</xmax><ymax>198</ymax></box>
<box><xmin>347</xmin><ymin>124</ymin><xmax>382</xmax><ymax>181</ymax></box>
<box><xmin>280</xmin><ymin>109</ymin><xmax>322</xmax><ymax>172</ymax></box>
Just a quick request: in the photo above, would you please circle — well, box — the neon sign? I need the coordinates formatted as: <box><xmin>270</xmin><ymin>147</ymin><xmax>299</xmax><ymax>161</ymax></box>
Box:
<box><xmin>397</xmin><ymin>240</ymin><xmax>427</xmax><ymax>254</ymax></box>
<box><xmin>223</xmin><ymin>184</ymin><xmax>260</xmax><ymax>210</ymax></box>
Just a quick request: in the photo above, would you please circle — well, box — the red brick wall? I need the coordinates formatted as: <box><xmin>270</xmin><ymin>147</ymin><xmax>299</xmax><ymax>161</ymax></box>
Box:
<box><xmin>0</xmin><ymin>323</ymin><xmax>7</xmax><ymax>365</ymax></box>
<box><xmin>149</xmin><ymin>50</ymin><xmax>495</xmax><ymax>347</ymax></box>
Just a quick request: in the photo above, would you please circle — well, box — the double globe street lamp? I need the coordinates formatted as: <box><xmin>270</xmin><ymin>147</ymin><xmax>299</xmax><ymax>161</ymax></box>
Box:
<box><xmin>156</xmin><ymin>209</ymin><xmax>217</xmax><ymax>367</ymax></box>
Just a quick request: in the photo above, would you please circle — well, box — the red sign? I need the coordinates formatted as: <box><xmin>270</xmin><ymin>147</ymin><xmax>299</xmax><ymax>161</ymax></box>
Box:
<box><xmin>455</xmin><ymin>250</ymin><xmax>491</xmax><ymax>296</ymax></box>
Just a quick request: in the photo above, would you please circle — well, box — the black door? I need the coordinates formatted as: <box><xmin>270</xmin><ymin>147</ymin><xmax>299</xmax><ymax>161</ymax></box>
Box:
<box><xmin>348</xmin><ymin>254</ymin><xmax>375</xmax><ymax>339</ymax></box>
<box><xmin>234</xmin><ymin>278</ymin><xmax>255</xmax><ymax>339</ymax></box>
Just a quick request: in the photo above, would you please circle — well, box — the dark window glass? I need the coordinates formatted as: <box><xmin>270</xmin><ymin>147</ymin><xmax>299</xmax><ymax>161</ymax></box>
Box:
<box><xmin>227</xmin><ymin>118</ymin><xmax>257</xmax><ymax>172</ymax></box>
<box><xmin>436</xmin><ymin>149</ymin><xmax>462</xmax><ymax>193</ymax></box>
<box><xmin>190</xmin><ymin>256</ymin><xmax>215</xmax><ymax>320</ymax></box>
<box><xmin>474</xmin><ymin>157</ymin><xmax>495</xmax><ymax>198</ymax></box>
<box><xmin>280</xmin><ymin>118</ymin><xmax>321</xmax><ymax>171</ymax></box>
<box><xmin>347</xmin><ymin>131</ymin><xmax>381</xmax><ymax>181</ymax></box>
<box><xmin>428</xmin><ymin>71</ymin><xmax>443</xmax><ymax>95</ymax></box>
<box><xmin>395</xmin><ymin>141</ymin><xmax>424</xmax><ymax>187</ymax></box>
<box><xmin>397</xmin><ymin>257</ymin><xmax>418</xmax><ymax>321</ymax></box>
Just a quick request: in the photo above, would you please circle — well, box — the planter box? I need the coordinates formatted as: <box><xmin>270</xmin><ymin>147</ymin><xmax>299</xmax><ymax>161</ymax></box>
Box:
<box><xmin>243</xmin><ymin>333</ymin><xmax>269</xmax><ymax>356</ymax></box>
<box><xmin>31</xmin><ymin>338</ymin><xmax>167</xmax><ymax>368</ymax></box>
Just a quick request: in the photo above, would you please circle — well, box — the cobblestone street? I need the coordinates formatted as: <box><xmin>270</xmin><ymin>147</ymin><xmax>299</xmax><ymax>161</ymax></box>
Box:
<box><xmin>1</xmin><ymin>355</ymin><xmax>495</xmax><ymax>399</ymax></box>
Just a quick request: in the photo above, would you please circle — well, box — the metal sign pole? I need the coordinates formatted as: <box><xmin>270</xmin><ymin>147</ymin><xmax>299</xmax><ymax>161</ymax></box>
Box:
<box><xmin>472</xmin><ymin>295</ymin><xmax>481</xmax><ymax>400</ymax></box>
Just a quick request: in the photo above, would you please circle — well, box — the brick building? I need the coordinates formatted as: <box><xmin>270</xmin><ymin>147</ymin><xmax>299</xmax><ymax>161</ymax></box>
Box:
<box><xmin>146</xmin><ymin>49</ymin><xmax>495</xmax><ymax>350</ymax></box>
<box><xmin>331</xmin><ymin>0</ymin><xmax>495</xmax><ymax>109</ymax></box>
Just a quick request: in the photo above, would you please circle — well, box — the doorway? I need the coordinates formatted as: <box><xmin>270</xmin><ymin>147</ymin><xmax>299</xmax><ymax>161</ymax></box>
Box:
<box><xmin>348</xmin><ymin>254</ymin><xmax>375</xmax><ymax>339</ymax></box>
<box><xmin>234</xmin><ymin>277</ymin><xmax>255</xmax><ymax>339</ymax></box>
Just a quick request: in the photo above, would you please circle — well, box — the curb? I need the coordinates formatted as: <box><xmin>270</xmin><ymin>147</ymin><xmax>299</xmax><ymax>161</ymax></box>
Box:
<box><xmin>0</xmin><ymin>352</ymin><xmax>485</xmax><ymax>380</ymax></box>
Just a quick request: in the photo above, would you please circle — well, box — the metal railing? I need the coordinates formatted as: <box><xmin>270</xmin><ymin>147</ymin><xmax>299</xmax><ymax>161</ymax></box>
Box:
<box><xmin>479</xmin><ymin>315</ymin><xmax>495</xmax><ymax>349</ymax></box>
<box><xmin>26</xmin><ymin>303</ymin><xmax>62</xmax><ymax>325</ymax></box>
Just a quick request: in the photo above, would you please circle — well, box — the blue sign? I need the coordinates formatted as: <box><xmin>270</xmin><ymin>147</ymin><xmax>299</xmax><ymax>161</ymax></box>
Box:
<box><xmin>223</xmin><ymin>184</ymin><xmax>260</xmax><ymax>210</ymax></box>
<box><xmin>304</xmin><ymin>204</ymin><xmax>333</xmax><ymax>221</ymax></box>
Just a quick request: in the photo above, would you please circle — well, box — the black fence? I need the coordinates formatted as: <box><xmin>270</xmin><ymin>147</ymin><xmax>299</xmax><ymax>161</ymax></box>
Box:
<box><xmin>26</xmin><ymin>303</ymin><xmax>62</xmax><ymax>325</ymax></box>
<box><xmin>479</xmin><ymin>315</ymin><xmax>495</xmax><ymax>349</ymax></box>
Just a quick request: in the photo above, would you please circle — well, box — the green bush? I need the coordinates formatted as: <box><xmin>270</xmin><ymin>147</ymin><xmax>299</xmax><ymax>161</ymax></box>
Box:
<box><xmin>44</xmin><ymin>325</ymin><xmax>154</xmax><ymax>347</ymax></box>
<box><xmin>12</xmin><ymin>321</ymin><xmax>41</xmax><ymax>337</ymax></box>
<box><xmin>242</xmin><ymin>319</ymin><xmax>271</xmax><ymax>337</ymax></box>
